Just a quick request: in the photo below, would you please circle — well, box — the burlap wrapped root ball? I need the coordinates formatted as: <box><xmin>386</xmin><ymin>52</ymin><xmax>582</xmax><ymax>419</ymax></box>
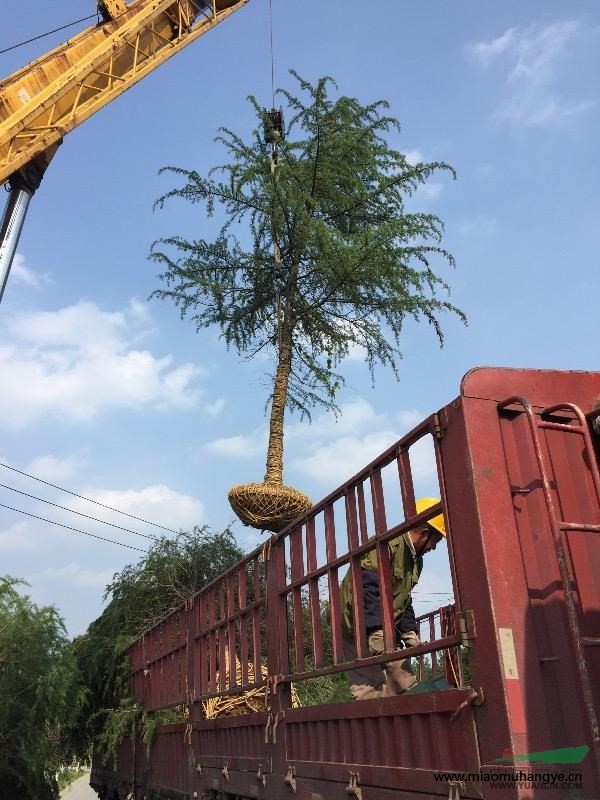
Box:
<box><xmin>228</xmin><ymin>482</ymin><xmax>312</xmax><ymax>532</ymax></box>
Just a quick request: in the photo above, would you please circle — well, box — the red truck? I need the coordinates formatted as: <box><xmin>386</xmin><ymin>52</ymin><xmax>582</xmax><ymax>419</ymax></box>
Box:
<box><xmin>91</xmin><ymin>367</ymin><xmax>600</xmax><ymax>799</ymax></box>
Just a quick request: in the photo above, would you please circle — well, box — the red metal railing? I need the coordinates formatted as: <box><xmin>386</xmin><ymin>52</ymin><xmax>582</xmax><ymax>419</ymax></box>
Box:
<box><xmin>414</xmin><ymin>605</ymin><xmax>465</xmax><ymax>686</ymax></box>
<box><xmin>129</xmin><ymin>549</ymin><xmax>270</xmax><ymax>711</ymax></box>
<box><xmin>127</xmin><ymin>413</ymin><xmax>468</xmax><ymax>715</ymax></box>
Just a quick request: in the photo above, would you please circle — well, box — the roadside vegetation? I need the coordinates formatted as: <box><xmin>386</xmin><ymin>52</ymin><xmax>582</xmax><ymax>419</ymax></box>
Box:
<box><xmin>73</xmin><ymin>526</ymin><xmax>244</xmax><ymax>765</ymax></box>
<box><xmin>57</xmin><ymin>766</ymin><xmax>88</xmax><ymax>792</ymax></box>
<box><xmin>0</xmin><ymin>577</ymin><xmax>85</xmax><ymax>799</ymax></box>
<box><xmin>0</xmin><ymin>526</ymin><xmax>244</xmax><ymax>798</ymax></box>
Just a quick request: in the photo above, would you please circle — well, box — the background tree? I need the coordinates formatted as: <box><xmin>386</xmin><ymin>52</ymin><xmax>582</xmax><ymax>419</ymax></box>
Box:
<box><xmin>73</xmin><ymin>526</ymin><xmax>243</xmax><ymax>754</ymax></box>
<box><xmin>151</xmin><ymin>72</ymin><xmax>465</xmax><ymax>532</ymax></box>
<box><xmin>0</xmin><ymin>577</ymin><xmax>85</xmax><ymax>800</ymax></box>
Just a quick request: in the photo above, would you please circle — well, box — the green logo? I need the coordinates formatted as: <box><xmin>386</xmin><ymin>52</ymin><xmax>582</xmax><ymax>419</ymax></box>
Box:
<box><xmin>493</xmin><ymin>745</ymin><xmax>590</xmax><ymax>765</ymax></box>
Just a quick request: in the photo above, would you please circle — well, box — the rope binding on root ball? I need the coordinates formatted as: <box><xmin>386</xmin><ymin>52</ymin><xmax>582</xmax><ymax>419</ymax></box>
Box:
<box><xmin>228</xmin><ymin>482</ymin><xmax>312</xmax><ymax>532</ymax></box>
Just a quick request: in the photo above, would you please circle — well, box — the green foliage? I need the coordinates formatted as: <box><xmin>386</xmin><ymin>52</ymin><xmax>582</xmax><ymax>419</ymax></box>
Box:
<box><xmin>0</xmin><ymin>576</ymin><xmax>85</xmax><ymax>800</ymax></box>
<box><xmin>105</xmin><ymin>524</ymin><xmax>244</xmax><ymax>635</ymax></box>
<box><xmin>57</xmin><ymin>767</ymin><xmax>87</xmax><ymax>792</ymax></box>
<box><xmin>93</xmin><ymin>702</ymin><xmax>187</xmax><ymax>768</ymax></box>
<box><xmin>74</xmin><ymin>527</ymin><xmax>243</xmax><ymax>755</ymax></box>
<box><xmin>151</xmin><ymin>72</ymin><xmax>465</xmax><ymax>420</ymax></box>
<box><xmin>286</xmin><ymin>593</ymin><xmax>353</xmax><ymax>706</ymax></box>
<box><xmin>92</xmin><ymin>698</ymin><xmax>143</xmax><ymax>769</ymax></box>
<box><xmin>295</xmin><ymin>673</ymin><xmax>353</xmax><ymax>707</ymax></box>
<box><xmin>141</xmin><ymin>708</ymin><xmax>187</xmax><ymax>755</ymax></box>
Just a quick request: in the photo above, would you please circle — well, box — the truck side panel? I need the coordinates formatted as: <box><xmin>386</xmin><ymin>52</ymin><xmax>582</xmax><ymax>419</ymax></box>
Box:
<box><xmin>92</xmin><ymin>367</ymin><xmax>600</xmax><ymax>800</ymax></box>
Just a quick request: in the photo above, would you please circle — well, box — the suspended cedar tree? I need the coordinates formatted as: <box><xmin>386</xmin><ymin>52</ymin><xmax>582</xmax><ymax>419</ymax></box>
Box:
<box><xmin>150</xmin><ymin>73</ymin><xmax>465</xmax><ymax>530</ymax></box>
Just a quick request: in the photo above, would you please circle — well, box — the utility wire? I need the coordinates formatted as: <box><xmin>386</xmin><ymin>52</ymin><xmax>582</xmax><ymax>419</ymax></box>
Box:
<box><xmin>0</xmin><ymin>482</ymin><xmax>154</xmax><ymax>540</ymax></box>
<box><xmin>0</xmin><ymin>463</ymin><xmax>179</xmax><ymax>533</ymax></box>
<box><xmin>0</xmin><ymin>15</ymin><xmax>98</xmax><ymax>57</ymax></box>
<box><xmin>0</xmin><ymin>502</ymin><xmax>146</xmax><ymax>552</ymax></box>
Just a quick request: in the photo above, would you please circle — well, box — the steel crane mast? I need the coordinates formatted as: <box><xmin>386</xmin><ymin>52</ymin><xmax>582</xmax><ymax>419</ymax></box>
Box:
<box><xmin>0</xmin><ymin>0</ymin><xmax>247</xmax><ymax>301</ymax></box>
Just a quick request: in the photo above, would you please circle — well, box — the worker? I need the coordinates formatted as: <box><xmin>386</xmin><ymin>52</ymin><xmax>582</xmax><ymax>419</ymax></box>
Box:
<box><xmin>340</xmin><ymin>497</ymin><xmax>447</xmax><ymax>700</ymax></box>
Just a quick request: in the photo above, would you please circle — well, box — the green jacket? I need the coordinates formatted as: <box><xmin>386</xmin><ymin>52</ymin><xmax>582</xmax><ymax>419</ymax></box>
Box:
<box><xmin>340</xmin><ymin>533</ymin><xmax>423</xmax><ymax>637</ymax></box>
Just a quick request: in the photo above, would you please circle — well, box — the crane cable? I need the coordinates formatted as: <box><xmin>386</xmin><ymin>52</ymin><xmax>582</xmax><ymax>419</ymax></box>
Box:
<box><xmin>272</xmin><ymin>141</ymin><xmax>282</xmax><ymax>353</ymax></box>
<box><xmin>267</xmin><ymin>0</ymin><xmax>282</xmax><ymax>350</ymax></box>
<box><xmin>268</xmin><ymin>0</ymin><xmax>276</xmax><ymax>108</ymax></box>
<box><xmin>0</xmin><ymin>14</ymin><xmax>98</xmax><ymax>57</ymax></box>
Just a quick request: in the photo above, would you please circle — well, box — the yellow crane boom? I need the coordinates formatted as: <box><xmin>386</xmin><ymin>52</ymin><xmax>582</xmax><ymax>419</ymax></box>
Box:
<box><xmin>0</xmin><ymin>0</ymin><xmax>247</xmax><ymax>300</ymax></box>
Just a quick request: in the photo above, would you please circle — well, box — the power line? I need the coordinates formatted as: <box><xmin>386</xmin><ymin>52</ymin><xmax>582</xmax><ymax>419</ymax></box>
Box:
<box><xmin>0</xmin><ymin>482</ymin><xmax>154</xmax><ymax>540</ymax></box>
<box><xmin>0</xmin><ymin>502</ymin><xmax>146</xmax><ymax>552</ymax></box>
<box><xmin>0</xmin><ymin>463</ymin><xmax>179</xmax><ymax>534</ymax></box>
<box><xmin>0</xmin><ymin>14</ymin><xmax>98</xmax><ymax>57</ymax></box>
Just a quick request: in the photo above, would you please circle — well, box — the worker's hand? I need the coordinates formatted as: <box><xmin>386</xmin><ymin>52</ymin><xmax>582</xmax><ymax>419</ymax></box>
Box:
<box><xmin>367</xmin><ymin>629</ymin><xmax>385</xmax><ymax>656</ymax></box>
<box><xmin>400</xmin><ymin>630</ymin><xmax>421</xmax><ymax>649</ymax></box>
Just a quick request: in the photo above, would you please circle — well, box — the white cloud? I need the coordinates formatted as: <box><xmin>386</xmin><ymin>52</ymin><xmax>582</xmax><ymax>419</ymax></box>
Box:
<box><xmin>64</xmin><ymin>484</ymin><xmax>204</xmax><ymax>532</ymax></box>
<box><xmin>127</xmin><ymin>297</ymin><xmax>153</xmax><ymax>325</ymax></box>
<box><xmin>24</xmin><ymin>455</ymin><xmax>82</xmax><ymax>481</ymax></box>
<box><xmin>10</xmin><ymin>253</ymin><xmax>52</xmax><ymax>289</ymax></box>
<box><xmin>397</xmin><ymin>409</ymin><xmax>423</xmax><ymax>431</ymax></box>
<box><xmin>288</xmin><ymin>398</ymin><xmax>385</xmax><ymax>440</ymax></box>
<box><xmin>507</xmin><ymin>97</ymin><xmax>594</xmax><ymax>126</ymax></box>
<box><xmin>0</xmin><ymin>300</ymin><xmax>212</xmax><ymax>430</ymax></box>
<box><xmin>0</xmin><ymin>520</ymin><xmax>36</xmax><ymax>550</ymax></box>
<box><xmin>310</xmin><ymin>318</ymin><xmax>368</xmax><ymax>363</ymax></box>
<box><xmin>466</xmin><ymin>27</ymin><xmax>517</xmax><ymax>68</ymax></box>
<box><xmin>29</xmin><ymin>562</ymin><xmax>116</xmax><ymax>589</ymax></box>
<box><xmin>311</xmin><ymin>398</ymin><xmax>380</xmax><ymax>436</ymax></box>
<box><xmin>205</xmin><ymin>399</ymin><xmax>437</xmax><ymax>492</ymax></box>
<box><xmin>0</xmin><ymin>480</ymin><xmax>204</xmax><ymax>568</ymax></box>
<box><xmin>344</xmin><ymin>341</ymin><xmax>368</xmax><ymax>362</ymax></box>
<box><xmin>6</xmin><ymin>301</ymin><xmax>124</xmax><ymax>348</ymax></box>
<box><xmin>418</xmin><ymin>182</ymin><xmax>442</xmax><ymax>200</ymax></box>
<box><xmin>465</xmin><ymin>20</ymin><xmax>594</xmax><ymax>126</ymax></box>
<box><xmin>459</xmin><ymin>215</ymin><xmax>497</xmax><ymax>237</ymax></box>
<box><xmin>505</xmin><ymin>20</ymin><xmax>580</xmax><ymax>87</ymax></box>
<box><xmin>408</xmin><ymin>435</ymin><xmax>438</xmax><ymax>483</ymax></box>
<box><xmin>292</xmin><ymin>430</ymin><xmax>400</xmax><ymax>484</ymax></box>
<box><xmin>290</xmin><ymin>400</ymin><xmax>438</xmax><ymax>487</ymax></box>
<box><xmin>205</xmin><ymin>399</ymin><xmax>385</xmax><ymax>459</ymax></box>
<box><xmin>205</xmin><ymin>431</ymin><xmax>265</xmax><ymax>458</ymax></box>
<box><xmin>500</xmin><ymin>91</ymin><xmax>593</xmax><ymax>127</ymax></box>
<box><xmin>403</xmin><ymin>149</ymin><xmax>423</xmax><ymax>166</ymax></box>
<box><xmin>204</xmin><ymin>398</ymin><xmax>226</xmax><ymax>417</ymax></box>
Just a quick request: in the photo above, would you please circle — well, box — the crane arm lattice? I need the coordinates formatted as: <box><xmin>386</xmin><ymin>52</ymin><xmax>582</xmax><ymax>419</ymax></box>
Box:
<box><xmin>0</xmin><ymin>0</ymin><xmax>247</xmax><ymax>185</ymax></box>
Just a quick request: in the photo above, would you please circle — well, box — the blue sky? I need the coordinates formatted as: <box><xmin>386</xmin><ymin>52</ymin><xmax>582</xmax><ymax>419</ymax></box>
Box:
<box><xmin>1</xmin><ymin>0</ymin><xmax>598</xmax><ymax>636</ymax></box>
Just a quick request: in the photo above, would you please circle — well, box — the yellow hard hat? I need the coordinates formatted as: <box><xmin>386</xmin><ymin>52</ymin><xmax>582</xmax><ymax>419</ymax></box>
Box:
<box><xmin>415</xmin><ymin>497</ymin><xmax>446</xmax><ymax>537</ymax></box>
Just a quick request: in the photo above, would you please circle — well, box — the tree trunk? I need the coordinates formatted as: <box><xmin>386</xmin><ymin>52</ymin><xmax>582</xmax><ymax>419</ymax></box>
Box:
<box><xmin>264</xmin><ymin>303</ymin><xmax>293</xmax><ymax>486</ymax></box>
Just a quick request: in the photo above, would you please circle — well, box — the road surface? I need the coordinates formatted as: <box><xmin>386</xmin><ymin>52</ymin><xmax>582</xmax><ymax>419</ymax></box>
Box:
<box><xmin>60</xmin><ymin>773</ymin><xmax>98</xmax><ymax>799</ymax></box>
